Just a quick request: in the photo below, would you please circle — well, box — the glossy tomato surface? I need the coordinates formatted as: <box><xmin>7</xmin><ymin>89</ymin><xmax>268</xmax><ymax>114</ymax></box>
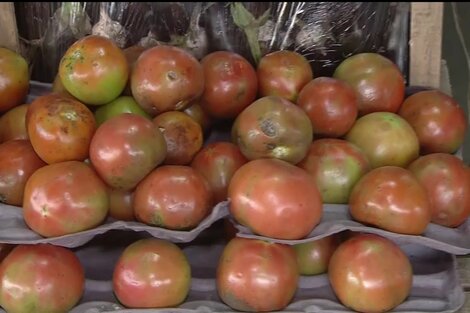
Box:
<box><xmin>183</xmin><ymin>102</ymin><xmax>212</xmax><ymax>134</ymax></box>
<box><xmin>294</xmin><ymin>235</ymin><xmax>339</xmax><ymax>276</ymax></box>
<box><xmin>94</xmin><ymin>96</ymin><xmax>151</xmax><ymax>126</ymax></box>
<box><xmin>0</xmin><ymin>48</ymin><xmax>29</xmax><ymax>113</ymax></box>
<box><xmin>109</xmin><ymin>188</ymin><xmax>135</xmax><ymax>221</ymax></box>
<box><xmin>0</xmin><ymin>104</ymin><xmax>29</xmax><ymax>143</ymax></box>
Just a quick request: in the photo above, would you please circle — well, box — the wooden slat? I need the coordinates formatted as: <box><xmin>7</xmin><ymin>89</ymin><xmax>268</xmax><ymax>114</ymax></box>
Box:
<box><xmin>0</xmin><ymin>2</ymin><xmax>19</xmax><ymax>52</ymax></box>
<box><xmin>409</xmin><ymin>2</ymin><xmax>444</xmax><ymax>88</ymax></box>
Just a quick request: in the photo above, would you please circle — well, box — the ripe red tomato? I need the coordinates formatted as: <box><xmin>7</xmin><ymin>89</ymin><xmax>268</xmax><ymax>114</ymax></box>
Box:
<box><xmin>191</xmin><ymin>142</ymin><xmax>248</xmax><ymax>203</ymax></box>
<box><xmin>0</xmin><ymin>104</ymin><xmax>29</xmax><ymax>143</ymax></box>
<box><xmin>0</xmin><ymin>244</ymin><xmax>84</xmax><ymax>313</ymax></box>
<box><xmin>346</xmin><ymin>112</ymin><xmax>419</xmax><ymax>168</ymax></box>
<box><xmin>109</xmin><ymin>188</ymin><xmax>135</xmax><ymax>221</ymax></box>
<box><xmin>131</xmin><ymin>45</ymin><xmax>204</xmax><ymax>116</ymax></box>
<box><xmin>134</xmin><ymin>166</ymin><xmax>213</xmax><ymax>230</ymax></box>
<box><xmin>329</xmin><ymin>234</ymin><xmax>412</xmax><ymax>313</ymax></box>
<box><xmin>27</xmin><ymin>93</ymin><xmax>96</xmax><ymax>164</ymax></box>
<box><xmin>89</xmin><ymin>113</ymin><xmax>167</xmax><ymax>191</ymax></box>
<box><xmin>217</xmin><ymin>237</ymin><xmax>299</xmax><ymax>312</ymax></box>
<box><xmin>398</xmin><ymin>90</ymin><xmax>468</xmax><ymax>154</ymax></box>
<box><xmin>183</xmin><ymin>102</ymin><xmax>212</xmax><ymax>134</ymax></box>
<box><xmin>0</xmin><ymin>140</ymin><xmax>46</xmax><ymax>206</ymax></box>
<box><xmin>333</xmin><ymin>53</ymin><xmax>405</xmax><ymax>116</ymax></box>
<box><xmin>153</xmin><ymin>111</ymin><xmax>203</xmax><ymax>165</ymax></box>
<box><xmin>232</xmin><ymin>96</ymin><xmax>313</xmax><ymax>165</ymax></box>
<box><xmin>228</xmin><ymin>159</ymin><xmax>322</xmax><ymax>240</ymax></box>
<box><xmin>200</xmin><ymin>51</ymin><xmax>257</xmax><ymax>119</ymax></box>
<box><xmin>298</xmin><ymin>139</ymin><xmax>370</xmax><ymax>204</ymax></box>
<box><xmin>257</xmin><ymin>50</ymin><xmax>313</xmax><ymax>102</ymax></box>
<box><xmin>408</xmin><ymin>153</ymin><xmax>470</xmax><ymax>227</ymax></box>
<box><xmin>349</xmin><ymin>166</ymin><xmax>431</xmax><ymax>235</ymax></box>
<box><xmin>293</xmin><ymin>234</ymin><xmax>339</xmax><ymax>276</ymax></box>
<box><xmin>23</xmin><ymin>161</ymin><xmax>109</xmax><ymax>237</ymax></box>
<box><xmin>297</xmin><ymin>77</ymin><xmax>358</xmax><ymax>138</ymax></box>
<box><xmin>0</xmin><ymin>48</ymin><xmax>29</xmax><ymax>113</ymax></box>
<box><xmin>113</xmin><ymin>238</ymin><xmax>191</xmax><ymax>308</ymax></box>
<box><xmin>59</xmin><ymin>35</ymin><xmax>129</xmax><ymax>105</ymax></box>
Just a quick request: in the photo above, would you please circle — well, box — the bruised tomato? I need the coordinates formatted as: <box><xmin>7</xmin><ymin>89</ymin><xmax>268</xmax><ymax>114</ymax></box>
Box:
<box><xmin>228</xmin><ymin>159</ymin><xmax>322</xmax><ymax>240</ymax></box>
<box><xmin>109</xmin><ymin>189</ymin><xmax>135</xmax><ymax>221</ymax></box>
<box><xmin>184</xmin><ymin>102</ymin><xmax>212</xmax><ymax>134</ymax></box>
<box><xmin>59</xmin><ymin>35</ymin><xmax>129</xmax><ymax>105</ymax></box>
<box><xmin>23</xmin><ymin>161</ymin><xmax>109</xmax><ymax>237</ymax></box>
<box><xmin>0</xmin><ymin>244</ymin><xmax>84</xmax><ymax>313</ymax></box>
<box><xmin>0</xmin><ymin>48</ymin><xmax>29</xmax><ymax>113</ymax></box>
<box><xmin>293</xmin><ymin>235</ymin><xmax>339</xmax><ymax>276</ymax></box>
<box><xmin>0</xmin><ymin>140</ymin><xmax>46</xmax><ymax>206</ymax></box>
<box><xmin>217</xmin><ymin>237</ymin><xmax>299</xmax><ymax>312</ymax></box>
<box><xmin>0</xmin><ymin>104</ymin><xmax>29</xmax><ymax>143</ymax></box>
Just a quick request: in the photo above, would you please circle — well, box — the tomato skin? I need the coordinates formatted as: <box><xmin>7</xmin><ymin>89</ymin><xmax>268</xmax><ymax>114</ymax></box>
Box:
<box><xmin>257</xmin><ymin>50</ymin><xmax>313</xmax><ymax>102</ymax></box>
<box><xmin>228</xmin><ymin>159</ymin><xmax>323</xmax><ymax>240</ymax></box>
<box><xmin>398</xmin><ymin>90</ymin><xmax>468</xmax><ymax>154</ymax></box>
<box><xmin>134</xmin><ymin>166</ymin><xmax>213</xmax><ymax>230</ymax></box>
<box><xmin>59</xmin><ymin>35</ymin><xmax>129</xmax><ymax>105</ymax></box>
<box><xmin>109</xmin><ymin>188</ymin><xmax>135</xmax><ymax>221</ymax></box>
<box><xmin>52</xmin><ymin>75</ymin><xmax>74</xmax><ymax>98</ymax></box>
<box><xmin>349</xmin><ymin>166</ymin><xmax>431</xmax><ymax>235</ymax></box>
<box><xmin>94</xmin><ymin>96</ymin><xmax>151</xmax><ymax>126</ymax></box>
<box><xmin>200</xmin><ymin>51</ymin><xmax>258</xmax><ymax>119</ymax></box>
<box><xmin>0</xmin><ymin>104</ymin><xmax>29</xmax><ymax>143</ymax></box>
<box><xmin>22</xmin><ymin>161</ymin><xmax>109</xmax><ymax>237</ymax></box>
<box><xmin>113</xmin><ymin>238</ymin><xmax>191</xmax><ymax>308</ymax></box>
<box><xmin>408</xmin><ymin>153</ymin><xmax>470</xmax><ymax>227</ymax></box>
<box><xmin>183</xmin><ymin>102</ymin><xmax>212</xmax><ymax>134</ymax></box>
<box><xmin>293</xmin><ymin>235</ymin><xmax>339</xmax><ymax>276</ymax></box>
<box><xmin>0</xmin><ymin>48</ymin><xmax>29</xmax><ymax>113</ymax></box>
<box><xmin>329</xmin><ymin>234</ymin><xmax>412</xmax><ymax>313</ymax></box>
<box><xmin>131</xmin><ymin>45</ymin><xmax>204</xmax><ymax>116</ymax></box>
<box><xmin>0</xmin><ymin>244</ymin><xmax>84</xmax><ymax>313</ymax></box>
<box><xmin>232</xmin><ymin>96</ymin><xmax>313</xmax><ymax>165</ymax></box>
<box><xmin>0</xmin><ymin>140</ymin><xmax>46</xmax><ymax>206</ymax></box>
<box><xmin>122</xmin><ymin>45</ymin><xmax>147</xmax><ymax>96</ymax></box>
<box><xmin>217</xmin><ymin>237</ymin><xmax>299</xmax><ymax>312</ymax></box>
<box><xmin>297</xmin><ymin>77</ymin><xmax>358</xmax><ymax>138</ymax></box>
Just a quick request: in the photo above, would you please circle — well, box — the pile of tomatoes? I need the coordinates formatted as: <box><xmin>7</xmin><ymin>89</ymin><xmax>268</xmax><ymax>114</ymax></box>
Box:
<box><xmin>0</xmin><ymin>33</ymin><xmax>468</xmax><ymax>313</ymax></box>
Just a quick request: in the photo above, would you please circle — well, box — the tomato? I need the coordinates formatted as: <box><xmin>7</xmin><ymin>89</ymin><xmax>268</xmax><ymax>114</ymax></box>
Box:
<box><xmin>94</xmin><ymin>96</ymin><xmax>151</xmax><ymax>126</ymax></box>
<box><xmin>228</xmin><ymin>159</ymin><xmax>322</xmax><ymax>240</ymax></box>
<box><xmin>0</xmin><ymin>244</ymin><xmax>84</xmax><ymax>313</ymax></box>
<box><xmin>191</xmin><ymin>142</ymin><xmax>248</xmax><ymax>203</ymax></box>
<box><xmin>23</xmin><ymin>161</ymin><xmax>109</xmax><ymax>237</ymax></box>
<box><xmin>183</xmin><ymin>102</ymin><xmax>212</xmax><ymax>134</ymax></box>
<box><xmin>0</xmin><ymin>244</ymin><xmax>14</xmax><ymax>263</ymax></box>
<box><xmin>293</xmin><ymin>235</ymin><xmax>339</xmax><ymax>276</ymax></box>
<box><xmin>398</xmin><ymin>90</ymin><xmax>468</xmax><ymax>154</ymax></box>
<box><xmin>200</xmin><ymin>51</ymin><xmax>257</xmax><ymax>119</ymax></box>
<box><xmin>0</xmin><ymin>140</ymin><xmax>46</xmax><ymax>206</ymax></box>
<box><xmin>349</xmin><ymin>166</ymin><xmax>431</xmax><ymax>235</ymax></box>
<box><xmin>131</xmin><ymin>45</ymin><xmax>204</xmax><ymax>116</ymax></box>
<box><xmin>298</xmin><ymin>139</ymin><xmax>370</xmax><ymax>204</ymax></box>
<box><xmin>329</xmin><ymin>234</ymin><xmax>413</xmax><ymax>313</ymax></box>
<box><xmin>333</xmin><ymin>53</ymin><xmax>405</xmax><ymax>116</ymax></box>
<box><xmin>346</xmin><ymin>112</ymin><xmax>419</xmax><ymax>168</ymax></box>
<box><xmin>297</xmin><ymin>77</ymin><xmax>358</xmax><ymax>138</ymax></box>
<box><xmin>153</xmin><ymin>111</ymin><xmax>203</xmax><ymax>165</ymax></box>
<box><xmin>122</xmin><ymin>45</ymin><xmax>147</xmax><ymax>96</ymax></box>
<box><xmin>109</xmin><ymin>188</ymin><xmax>135</xmax><ymax>221</ymax></box>
<box><xmin>0</xmin><ymin>104</ymin><xmax>29</xmax><ymax>143</ymax></box>
<box><xmin>59</xmin><ymin>35</ymin><xmax>129</xmax><ymax>105</ymax></box>
<box><xmin>232</xmin><ymin>96</ymin><xmax>313</xmax><ymax>165</ymax></box>
<box><xmin>0</xmin><ymin>48</ymin><xmax>29</xmax><ymax>113</ymax></box>
<box><xmin>134</xmin><ymin>166</ymin><xmax>213</xmax><ymax>230</ymax></box>
<box><xmin>217</xmin><ymin>237</ymin><xmax>299</xmax><ymax>312</ymax></box>
<box><xmin>113</xmin><ymin>238</ymin><xmax>191</xmax><ymax>308</ymax></box>
<box><xmin>257</xmin><ymin>50</ymin><xmax>313</xmax><ymax>102</ymax></box>
<box><xmin>89</xmin><ymin>113</ymin><xmax>167</xmax><ymax>191</ymax></box>
<box><xmin>51</xmin><ymin>74</ymin><xmax>74</xmax><ymax>98</ymax></box>
<box><xmin>408</xmin><ymin>153</ymin><xmax>470</xmax><ymax>227</ymax></box>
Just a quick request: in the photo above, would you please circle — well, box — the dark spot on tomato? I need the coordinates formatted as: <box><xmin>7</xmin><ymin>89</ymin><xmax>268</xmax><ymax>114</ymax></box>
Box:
<box><xmin>260</xmin><ymin>119</ymin><xmax>277</xmax><ymax>137</ymax></box>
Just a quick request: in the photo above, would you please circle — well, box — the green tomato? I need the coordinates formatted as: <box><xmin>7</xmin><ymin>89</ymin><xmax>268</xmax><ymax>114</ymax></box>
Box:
<box><xmin>94</xmin><ymin>96</ymin><xmax>151</xmax><ymax>126</ymax></box>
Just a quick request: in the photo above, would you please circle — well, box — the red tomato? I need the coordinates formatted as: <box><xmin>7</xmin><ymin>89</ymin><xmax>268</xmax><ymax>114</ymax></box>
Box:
<box><xmin>191</xmin><ymin>142</ymin><xmax>248</xmax><ymax>203</ymax></box>
<box><xmin>333</xmin><ymin>53</ymin><xmax>405</xmax><ymax>116</ymax></box>
<box><xmin>298</xmin><ymin>139</ymin><xmax>370</xmax><ymax>204</ymax></box>
<box><xmin>113</xmin><ymin>238</ymin><xmax>191</xmax><ymax>308</ymax></box>
<box><xmin>59</xmin><ymin>35</ymin><xmax>129</xmax><ymax>105</ymax></box>
<box><xmin>0</xmin><ymin>140</ymin><xmax>46</xmax><ymax>206</ymax></box>
<box><xmin>0</xmin><ymin>48</ymin><xmax>29</xmax><ymax>113</ymax></box>
<box><xmin>109</xmin><ymin>189</ymin><xmax>135</xmax><ymax>221</ymax></box>
<box><xmin>297</xmin><ymin>77</ymin><xmax>358</xmax><ymax>138</ymax></box>
<box><xmin>0</xmin><ymin>104</ymin><xmax>29</xmax><ymax>143</ymax></box>
<box><xmin>200</xmin><ymin>51</ymin><xmax>257</xmax><ymax>119</ymax></box>
<box><xmin>232</xmin><ymin>96</ymin><xmax>313</xmax><ymax>165</ymax></box>
<box><xmin>329</xmin><ymin>234</ymin><xmax>413</xmax><ymax>313</ymax></box>
<box><xmin>293</xmin><ymin>235</ymin><xmax>339</xmax><ymax>275</ymax></box>
<box><xmin>408</xmin><ymin>153</ymin><xmax>470</xmax><ymax>227</ymax></box>
<box><xmin>23</xmin><ymin>161</ymin><xmax>109</xmax><ymax>237</ymax></box>
<box><xmin>183</xmin><ymin>102</ymin><xmax>212</xmax><ymax>134</ymax></box>
<box><xmin>217</xmin><ymin>237</ymin><xmax>299</xmax><ymax>312</ymax></box>
<box><xmin>398</xmin><ymin>90</ymin><xmax>468</xmax><ymax>154</ymax></box>
<box><xmin>228</xmin><ymin>159</ymin><xmax>322</xmax><ymax>240</ymax></box>
<box><xmin>122</xmin><ymin>45</ymin><xmax>147</xmax><ymax>96</ymax></box>
<box><xmin>257</xmin><ymin>50</ymin><xmax>313</xmax><ymax>102</ymax></box>
<box><xmin>89</xmin><ymin>113</ymin><xmax>167</xmax><ymax>191</ymax></box>
<box><xmin>0</xmin><ymin>244</ymin><xmax>84</xmax><ymax>313</ymax></box>
<box><xmin>134</xmin><ymin>166</ymin><xmax>213</xmax><ymax>230</ymax></box>
<box><xmin>131</xmin><ymin>45</ymin><xmax>204</xmax><ymax>116</ymax></box>
<box><xmin>349</xmin><ymin>166</ymin><xmax>431</xmax><ymax>235</ymax></box>
<box><xmin>27</xmin><ymin>93</ymin><xmax>96</xmax><ymax>164</ymax></box>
